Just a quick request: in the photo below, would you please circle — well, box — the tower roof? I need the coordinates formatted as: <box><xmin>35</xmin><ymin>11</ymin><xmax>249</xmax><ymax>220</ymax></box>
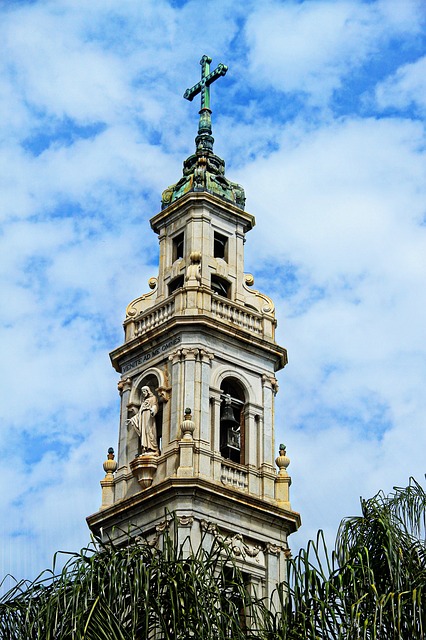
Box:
<box><xmin>161</xmin><ymin>56</ymin><xmax>246</xmax><ymax>211</ymax></box>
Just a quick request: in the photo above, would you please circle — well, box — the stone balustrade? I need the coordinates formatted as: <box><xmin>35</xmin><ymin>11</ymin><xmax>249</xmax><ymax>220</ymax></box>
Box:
<box><xmin>125</xmin><ymin>288</ymin><xmax>274</xmax><ymax>342</ymax></box>
<box><xmin>133</xmin><ymin>299</ymin><xmax>175</xmax><ymax>338</ymax></box>
<box><xmin>211</xmin><ymin>297</ymin><xmax>262</xmax><ymax>335</ymax></box>
<box><xmin>221</xmin><ymin>462</ymin><xmax>248</xmax><ymax>491</ymax></box>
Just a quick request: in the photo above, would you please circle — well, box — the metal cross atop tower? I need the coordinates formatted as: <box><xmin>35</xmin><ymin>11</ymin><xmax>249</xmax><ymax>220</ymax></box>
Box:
<box><xmin>183</xmin><ymin>55</ymin><xmax>228</xmax><ymax>154</ymax></box>
<box><xmin>184</xmin><ymin>55</ymin><xmax>228</xmax><ymax>112</ymax></box>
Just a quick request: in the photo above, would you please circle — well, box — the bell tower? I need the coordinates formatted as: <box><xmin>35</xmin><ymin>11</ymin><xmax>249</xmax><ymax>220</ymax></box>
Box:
<box><xmin>87</xmin><ymin>56</ymin><xmax>300</xmax><ymax>602</ymax></box>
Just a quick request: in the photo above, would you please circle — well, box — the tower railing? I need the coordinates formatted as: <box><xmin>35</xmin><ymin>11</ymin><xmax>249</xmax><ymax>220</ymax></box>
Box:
<box><xmin>124</xmin><ymin>287</ymin><xmax>276</xmax><ymax>342</ymax></box>
<box><xmin>220</xmin><ymin>460</ymin><xmax>249</xmax><ymax>491</ymax></box>
<box><xmin>133</xmin><ymin>299</ymin><xmax>175</xmax><ymax>338</ymax></box>
<box><xmin>210</xmin><ymin>297</ymin><xmax>263</xmax><ymax>334</ymax></box>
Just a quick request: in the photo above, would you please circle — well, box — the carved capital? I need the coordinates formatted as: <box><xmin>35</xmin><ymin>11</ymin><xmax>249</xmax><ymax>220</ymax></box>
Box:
<box><xmin>178</xmin><ymin>515</ymin><xmax>194</xmax><ymax>527</ymax></box>
<box><xmin>182</xmin><ymin>347</ymin><xmax>199</xmax><ymax>361</ymax></box>
<box><xmin>262</xmin><ymin>374</ymin><xmax>279</xmax><ymax>395</ymax></box>
<box><xmin>156</xmin><ymin>519</ymin><xmax>169</xmax><ymax>534</ymax></box>
<box><xmin>200</xmin><ymin>519</ymin><xmax>218</xmax><ymax>534</ymax></box>
<box><xmin>169</xmin><ymin>349</ymin><xmax>183</xmax><ymax>364</ymax></box>
<box><xmin>199</xmin><ymin>349</ymin><xmax>214</xmax><ymax>364</ymax></box>
<box><xmin>265</xmin><ymin>542</ymin><xmax>281</xmax><ymax>556</ymax></box>
<box><xmin>146</xmin><ymin>519</ymin><xmax>170</xmax><ymax>548</ymax></box>
<box><xmin>118</xmin><ymin>378</ymin><xmax>132</xmax><ymax>395</ymax></box>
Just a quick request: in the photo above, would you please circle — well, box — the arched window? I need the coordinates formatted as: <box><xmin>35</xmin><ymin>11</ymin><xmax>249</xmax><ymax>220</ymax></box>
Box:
<box><xmin>211</xmin><ymin>274</ymin><xmax>230</xmax><ymax>298</ymax></box>
<box><xmin>214</xmin><ymin>231</ymin><xmax>228</xmax><ymax>261</ymax></box>
<box><xmin>168</xmin><ymin>275</ymin><xmax>184</xmax><ymax>295</ymax></box>
<box><xmin>173</xmin><ymin>232</ymin><xmax>184</xmax><ymax>261</ymax></box>
<box><xmin>219</xmin><ymin>378</ymin><xmax>245</xmax><ymax>464</ymax></box>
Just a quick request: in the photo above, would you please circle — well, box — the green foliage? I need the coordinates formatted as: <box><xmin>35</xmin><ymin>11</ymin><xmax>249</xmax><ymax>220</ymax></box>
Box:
<box><xmin>1</xmin><ymin>479</ymin><xmax>425</xmax><ymax>639</ymax></box>
<box><xmin>0</xmin><ymin>518</ymin><xmax>252</xmax><ymax>640</ymax></box>
<box><xmin>260</xmin><ymin>477</ymin><xmax>426</xmax><ymax>639</ymax></box>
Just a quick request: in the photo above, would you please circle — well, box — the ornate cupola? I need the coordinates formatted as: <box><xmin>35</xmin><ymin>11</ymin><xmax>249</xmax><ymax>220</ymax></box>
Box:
<box><xmin>162</xmin><ymin>55</ymin><xmax>245</xmax><ymax>210</ymax></box>
<box><xmin>87</xmin><ymin>56</ymin><xmax>300</xmax><ymax>604</ymax></box>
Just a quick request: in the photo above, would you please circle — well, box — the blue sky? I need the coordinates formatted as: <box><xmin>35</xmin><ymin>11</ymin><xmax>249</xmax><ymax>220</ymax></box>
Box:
<box><xmin>1</xmin><ymin>0</ymin><xmax>425</xmax><ymax>585</ymax></box>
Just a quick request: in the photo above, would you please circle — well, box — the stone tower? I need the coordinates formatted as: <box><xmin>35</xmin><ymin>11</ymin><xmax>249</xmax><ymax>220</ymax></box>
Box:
<box><xmin>87</xmin><ymin>56</ymin><xmax>300</xmax><ymax>601</ymax></box>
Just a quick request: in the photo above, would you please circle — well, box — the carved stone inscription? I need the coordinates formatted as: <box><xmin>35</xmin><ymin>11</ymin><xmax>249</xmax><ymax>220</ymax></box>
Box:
<box><xmin>122</xmin><ymin>336</ymin><xmax>181</xmax><ymax>373</ymax></box>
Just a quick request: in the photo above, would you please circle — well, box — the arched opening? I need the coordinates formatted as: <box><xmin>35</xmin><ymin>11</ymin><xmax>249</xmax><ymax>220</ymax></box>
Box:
<box><xmin>214</xmin><ymin>231</ymin><xmax>228</xmax><ymax>261</ymax></box>
<box><xmin>169</xmin><ymin>275</ymin><xmax>184</xmax><ymax>295</ymax></box>
<box><xmin>172</xmin><ymin>231</ymin><xmax>184</xmax><ymax>261</ymax></box>
<box><xmin>219</xmin><ymin>378</ymin><xmax>245</xmax><ymax>464</ymax></box>
<box><xmin>211</xmin><ymin>274</ymin><xmax>230</xmax><ymax>298</ymax></box>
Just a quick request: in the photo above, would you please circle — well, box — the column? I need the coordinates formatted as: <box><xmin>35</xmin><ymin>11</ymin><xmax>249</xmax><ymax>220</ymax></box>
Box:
<box><xmin>157</xmin><ymin>229</ymin><xmax>168</xmax><ymax>299</ymax></box>
<box><xmin>234</xmin><ymin>227</ymin><xmax>245</xmax><ymax>304</ymax></box>
<box><xmin>261</xmin><ymin>374</ymin><xmax>279</xmax><ymax>467</ymax></box>
<box><xmin>182</xmin><ymin>348</ymin><xmax>198</xmax><ymax>419</ymax></box>
<box><xmin>168</xmin><ymin>349</ymin><xmax>183</xmax><ymax>442</ymax></box>
<box><xmin>210</xmin><ymin>390</ymin><xmax>222</xmax><ymax>482</ymax></box>
<box><xmin>115</xmin><ymin>378</ymin><xmax>132</xmax><ymax>501</ymax></box>
<box><xmin>265</xmin><ymin>543</ymin><xmax>283</xmax><ymax>610</ymax></box>
<box><xmin>198</xmin><ymin>350</ymin><xmax>214</xmax><ymax>443</ymax></box>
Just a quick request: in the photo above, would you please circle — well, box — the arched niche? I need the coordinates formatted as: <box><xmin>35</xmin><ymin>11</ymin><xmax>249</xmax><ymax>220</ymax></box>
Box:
<box><xmin>128</xmin><ymin>368</ymin><xmax>167</xmax><ymax>455</ymax></box>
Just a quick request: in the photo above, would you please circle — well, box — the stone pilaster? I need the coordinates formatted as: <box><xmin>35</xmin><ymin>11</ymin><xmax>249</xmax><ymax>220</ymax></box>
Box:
<box><xmin>198</xmin><ymin>350</ymin><xmax>214</xmax><ymax>443</ymax></box>
<box><xmin>115</xmin><ymin>378</ymin><xmax>132</xmax><ymax>501</ymax></box>
<box><xmin>182</xmin><ymin>348</ymin><xmax>198</xmax><ymax>416</ymax></box>
<box><xmin>169</xmin><ymin>349</ymin><xmax>183</xmax><ymax>442</ymax></box>
<box><xmin>265</xmin><ymin>542</ymin><xmax>283</xmax><ymax>611</ymax></box>
<box><xmin>262</xmin><ymin>374</ymin><xmax>279</xmax><ymax>467</ymax></box>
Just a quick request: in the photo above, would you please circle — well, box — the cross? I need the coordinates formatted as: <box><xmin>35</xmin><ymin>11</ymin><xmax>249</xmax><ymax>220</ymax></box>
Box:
<box><xmin>183</xmin><ymin>55</ymin><xmax>228</xmax><ymax>111</ymax></box>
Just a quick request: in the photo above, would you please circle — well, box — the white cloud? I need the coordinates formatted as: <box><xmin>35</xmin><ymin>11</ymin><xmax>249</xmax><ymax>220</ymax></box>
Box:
<box><xmin>245</xmin><ymin>0</ymin><xmax>423</xmax><ymax>103</ymax></box>
<box><xmin>0</xmin><ymin>0</ymin><xmax>425</xmax><ymax>587</ymax></box>
<box><xmin>243</xmin><ymin>116</ymin><xmax>426</xmax><ymax>281</ymax></box>
<box><xmin>375</xmin><ymin>55</ymin><xmax>426</xmax><ymax>114</ymax></box>
<box><xmin>240</xmin><ymin>111</ymin><xmax>426</xmax><ymax>552</ymax></box>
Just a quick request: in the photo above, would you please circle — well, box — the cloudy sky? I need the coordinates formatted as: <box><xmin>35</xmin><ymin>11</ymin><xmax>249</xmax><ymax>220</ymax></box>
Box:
<box><xmin>1</xmin><ymin>0</ymin><xmax>425</xmax><ymax>586</ymax></box>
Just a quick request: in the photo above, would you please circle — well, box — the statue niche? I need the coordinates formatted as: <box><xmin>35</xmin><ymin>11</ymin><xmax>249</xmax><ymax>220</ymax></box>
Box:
<box><xmin>127</xmin><ymin>377</ymin><xmax>163</xmax><ymax>456</ymax></box>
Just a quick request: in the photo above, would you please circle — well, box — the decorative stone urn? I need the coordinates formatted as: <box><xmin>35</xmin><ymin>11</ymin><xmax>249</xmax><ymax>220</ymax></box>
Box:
<box><xmin>130</xmin><ymin>454</ymin><xmax>159</xmax><ymax>490</ymax></box>
<box><xmin>275</xmin><ymin>443</ymin><xmax>290</xmax><ymax>477</ymax></box>
<box><xmin>177</xmin><ymin>408</ymin><xmax>195</xmax><ymax>477</ymax></box>
<box><xmin>103</xmin><ymin>447</ymin><xmax>118</xmax><ymax>477</ymax></box>
<box><xmin>274</xmin><ymin>444</ymin><xmax>292</xmax><ymax>506</ymax></box>
<box><xmin>181</xmin><ymin>407</ymin><xmax>195</xmax><ymax>440</ymax></box>
<box><xmin>100</xmin><ymin>448</ymin><xmax>117</xmax><ymax>509</ymax></box>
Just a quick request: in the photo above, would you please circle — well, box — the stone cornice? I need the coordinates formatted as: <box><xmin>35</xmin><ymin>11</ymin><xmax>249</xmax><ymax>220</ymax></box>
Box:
<box><xmin>87</xmin><ymin>475</ymin><xmax>301</xmax><ymax>536</ymax></box>
<box><xmin>110</xmin><ymin>315</ymin><xmax>287</xmax><ymax>373</ymax></box>
<box><xmin>150</xmin><ymin>191</ymin><xmax>255</xmax><ymax>235</ymax></box>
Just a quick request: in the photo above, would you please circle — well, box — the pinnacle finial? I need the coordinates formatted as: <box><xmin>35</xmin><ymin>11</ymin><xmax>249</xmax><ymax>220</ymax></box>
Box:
<box><xmin>183</xmin><ymin>55</ymin><xmax>228</xmax><ymax>154</ymax></box>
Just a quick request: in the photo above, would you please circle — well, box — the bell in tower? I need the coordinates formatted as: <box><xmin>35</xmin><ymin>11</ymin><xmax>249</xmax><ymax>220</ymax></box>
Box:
<box><xmin>87</xmin><ymin>55</ymin><xmax>300</xmax><ymax>605</ymax></box>
<box><xmin>220</xmin><ymin>394</ymin><xmax>241</xmax><ymax>463</ymax></box>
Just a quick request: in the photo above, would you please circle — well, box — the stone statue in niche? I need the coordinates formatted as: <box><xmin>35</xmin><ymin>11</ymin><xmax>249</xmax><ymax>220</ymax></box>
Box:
<box><xmin>127</xmin><ymin>386</ymin><xmax>159</xmax><ymax>456</ymax></box>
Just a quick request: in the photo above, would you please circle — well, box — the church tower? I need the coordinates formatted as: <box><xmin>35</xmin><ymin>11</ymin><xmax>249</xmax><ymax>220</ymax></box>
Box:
<box><xmin>87</xmin><ymin>56</ymin><xmax>300</xmax><ymax>601</ymax></box>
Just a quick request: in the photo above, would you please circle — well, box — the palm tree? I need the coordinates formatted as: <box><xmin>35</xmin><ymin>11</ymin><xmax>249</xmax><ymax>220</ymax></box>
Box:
<box><xmin>0</xmin><ymin>518</ymin><xmax>253</xmax><ymax>639</ymax></box>
<box><xmin>260</xmin><ymin>477</ymin><xmax>426</xmax><ymax>639</ymax></box>
<box><xmin>1</xmin><ymin>479</ymin><xmax>425</xmax><ymax>639</ymax></box>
